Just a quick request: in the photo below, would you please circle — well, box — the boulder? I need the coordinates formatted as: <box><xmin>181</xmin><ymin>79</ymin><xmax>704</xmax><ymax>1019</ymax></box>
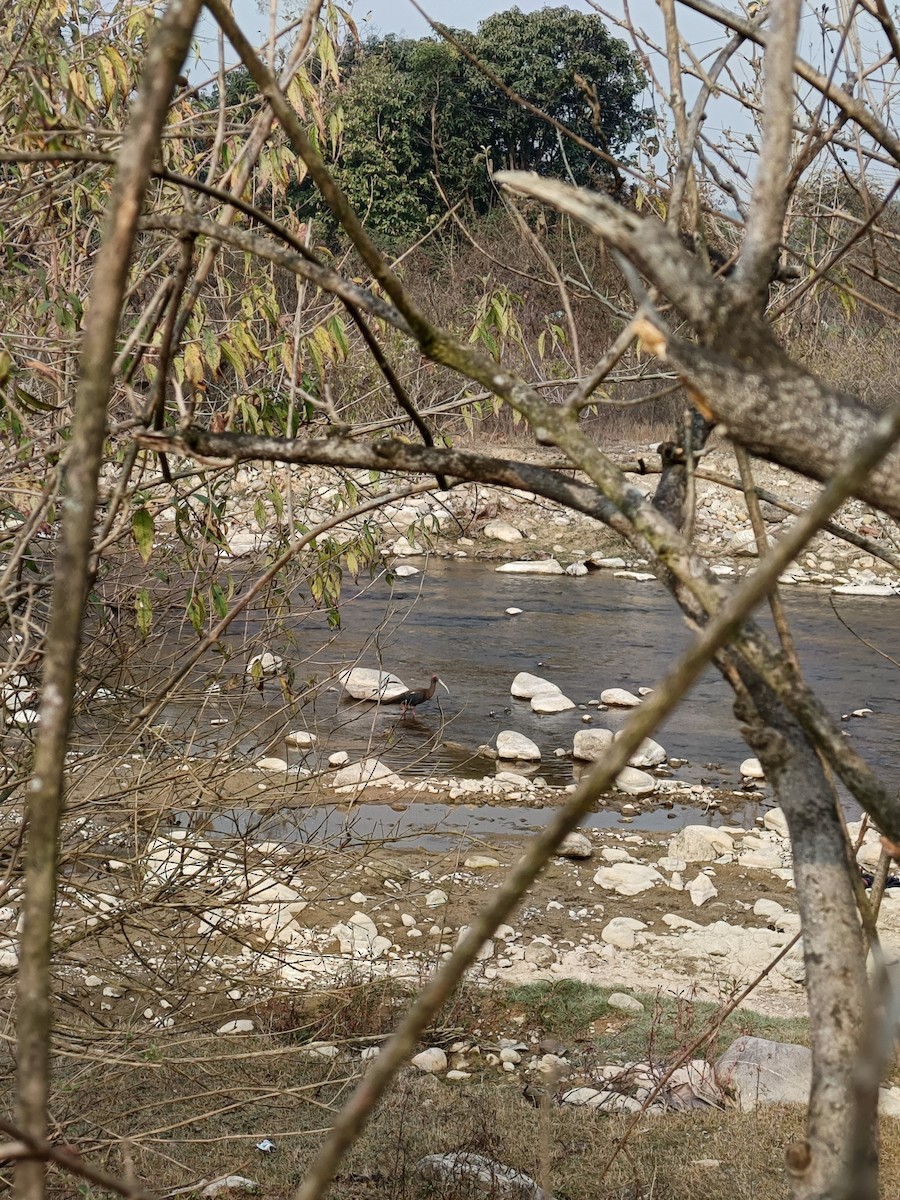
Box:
<box><xmin>614</xmin><ymin>767</ymin><xmax>656</xmax><ymax>797</ymax></box>
<box><xmin>565</xmin><ymin>562</ymin><xmax>589</xmax><ymax>576</ymax></box>
<box><xmin>668</xmin><ymin>825</ymin><xmax>734</xmax><ymax>862</ymax></box>
<box><xmin>614</xmin><ymin>732</ymin><xmax>667</xmax><ymax>767</ymax></box>
<box><xmin>497</xmin><ymin>731</ymin><xmax>541</xmax><ymax>761</ymax></box>
<box><xmin>740</xmin><ymin>757</ymin><xmax>765</xmax><ymax>780</ymax></box>
<box><xmin>331</xmin><ymin>758</ymin><xmax>402</xmax><ymax>789</ymax></box>
<box><xmin>557</xmin><ymin>832</ymin><xmax>593</xmax><ymax>859</ymax></box>
<box><xmin>246</xmin><ymin>652</ymin><xmax>283</xmax><ymax>677</ymax></box>
<box><xmin>607</xmin><ymin>992</ymin><xmax>645</xmax><ymax>1014</ymax></box>
<box><xmin>393</xmin><ymin>564</ymin><xmax>420</xmax><ymax>577</ymax></box>
<box><xmin>339</xmin><ymin>667</ymin><xmax>408</xmax><ymax>702</ymax></box>
<box><xmin>531</xmin><ymin>691</ymin><xmax>575</xmax><ymax>714</ymax></box>
<box><xmin>687</xmin><ymin>874</ymin><xmax>718</xmax><ymax>907</ymax></box>
<box><xmin>511</xmin><ymin>672</ymin><xmax>556</xmax><ymax>699</ymax></box>
<box><xmin>601</xmin><ymin>916</ymin><xmax>648</xmax><ymax>949</ymax></box>
<box><xmin>415</xmin><ymin>1153</ymin><xmax>551</xmax><ymax>1200</ymax></box>
<box><xmin>495</xmin><ymin>560</ymin><xmax>564</xmax><ymax>575</ymax></box>
<box><xmin>411</xmin><ymin>1048</ymin><xmax>448</xmax><ymax>1073</ymax></box>
<box><xmin>601</xmin><ymin>688</ymin><xmax>642</xmax><ymax>707</ymax></box>
<box><xmin>523</xmin><ymin>941</ymin><xmax>557</xmax><ymax>967</ymax></box>
<box><xmin>715</xmin><ymin>1037</ymin><xmax>811</xmax><ymax>1110</ymax></box>
<box><xmin>593</xmin><ymin>862</ymin><xmax>662</xmax><ymax>896</ymax></box>
<box><xmin>331</xmin><ymin>912</ymin><xmax>392</xmax><ymax>959</ymax></box>
<box><xmin>587</xmin><ymin>555</ymin><xmax>627</xmax><ymax>569</ymax></box>
<box><xmin>483</xmin><ymin>520</ymin><xmax>524</xmax><ymax>542</ymax></box>
<box><xmin>572</xmin><ymin>728</ymin><xmax>614</xmax><ymax>761</ymax></box>
<box><xmin>763</xmin><ymin>807</ymin><xmax>790</xmax><ymax>837</ymax></box>
<box><xmin>285</xmin><ymin>730</ymin><xmax>317</xmax><ymax>749</ymax></box>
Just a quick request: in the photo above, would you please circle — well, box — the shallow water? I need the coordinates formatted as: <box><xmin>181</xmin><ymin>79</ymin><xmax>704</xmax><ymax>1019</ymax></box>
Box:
<box><xmin>76</xmin><ymin>560</ymin><xmax>900</xmax><ymax>838</ymax></box>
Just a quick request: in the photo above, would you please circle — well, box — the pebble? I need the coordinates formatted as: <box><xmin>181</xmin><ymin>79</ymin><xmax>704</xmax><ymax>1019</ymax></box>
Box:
<box><xmin>600</xmin><ymin>688</ymin><xmax>642</xmax><ymax>707</ymax></box>
<box><xmin>425</xmin><ymin>889</ymin><xmax>448</xmax><ymax>908</ymax></box>
<box><xmin>687</xmin><ymin>874</ymin><xmax>718</xmax><ymax>907</ymax></box>
<box><xmin>217</xmin><ymin>1019</ymin><xmax>255</xmax><ymax>1035</ymax></box>
<box><xmin>557</xmin><ymin>832</ymin><xmax>593</xmax><ymax>859</ymax></box>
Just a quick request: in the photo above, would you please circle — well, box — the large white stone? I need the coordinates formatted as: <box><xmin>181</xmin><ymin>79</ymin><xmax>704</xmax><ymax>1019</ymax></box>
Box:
<box><xmin>614</xmin><ymin>767</ymin><xmax>656</xmax><ymax>797</ymax></box>
<box><xmin>572</xmin><ymin>728</ymin><xmax>614</xmax><ymax>761</ymax></box>
<box><xmin>593</xmin><ymin>862</ymin><xmax>662</xmax><ymax>895</ymax></box>
<box><xmin>415</xmin><ymin>1153</ymin><xmax>550</xmax><ymax>1200</ymax></box>
<box><xmin>668</xmin><ymin>825</ymin><xmax>734</xmax><ymax>862</ymax></box>
<box><xmin>740</xmin><ymin>757</ymin><xmax>765</xmax><ymax>780</ymax></box>
<box><xmin>246</xmin><ymin>652</ymin><xmax>283</xmax><ymax>677</ymax></box>
<box><xmin>511</xmin><ymin>672</ymin><xmax>556</xmax><ymax>699</ymax></box>
<box><xmin>483</xmin><ymin>520</ymin><xmax>523</xmax><ymax>543</ymax></box>
<box><xmin>331</xmin><ymin>758</ymin><xmax>402</xmax><ymax>789</ymax></box>
<box><xmin>411</xmin><ymin>1047</ymin><xmax>448</xmax><ymax>1073</ymax></box>
<box><xmin>338</xmin><ymin>667</ymin><xmax>408</xmax><ymax>702</ymax></box>
<box><xmin>557</xmin><ymin>832</ymin><xmax>593</xmax><ymax>860</ymax></box>
<box><xmin>763</xmin><ymin>807</ymin><xmax>790</xmax><ymax>837</ymax></box>
<box><xmin>565</xmin><ymin>562</ymin><xmax>589</xmax><ymax>576</ymax></box>
<box><xmin>615</xmin><ymin>732</ymin><xmax>667</xmax><ymax>767</ymax></box>
<box><xmin>832</xmin><ymin>583</ymin><xmax>896</xmax><ymax>596</ymax></box>
<box><xmin>285</xmin><ymin>730</ymin><xmax>317</xmax><ymax>749</ymax></box>
<box><xmin>495</xmin><ymin>559</ymin><xmax>564</xmax><ymax>575</ymax></box>
<box><xmin>601</xmin><ymin>688</ymin><xmax>641</xmax><ymax>707</ymax></box>
<box><xmin>687</xmin><ymin>874</ymin><xmax>718</xmax><ymax>907</ymax></box>
<box><xmin>715</xmin><ymin>1037</ymin><xmax>811</xmax><ymax>1110</ymax></box>
<box><xmin>601</xmin><ymin>916</ymin><xmax>647</xmax><ymax>949</ymax></box>
<box><xmin>331</xmin><ymin>911</ymin><xmax>391</xmax><ymax>958</ymax></box>
<box><xmin>497</xmin><ymin>731</ymin><xmax>541</xmax><ymax>761</ymax></box>
<box><xmin>531</xmin><ymin>691</ymin><xmax>575</xmax><ymax>714</ymax></box>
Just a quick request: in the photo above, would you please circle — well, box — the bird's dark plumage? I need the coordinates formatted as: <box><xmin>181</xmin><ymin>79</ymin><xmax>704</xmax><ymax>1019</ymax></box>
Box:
<box><xmin>396</xmin><ymin>674</ymin><xmax>449</xmax><ymax>718</ymax></box>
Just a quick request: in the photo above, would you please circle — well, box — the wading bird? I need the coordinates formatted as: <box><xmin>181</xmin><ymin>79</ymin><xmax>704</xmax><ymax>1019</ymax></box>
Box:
<box><xmin>397</xmin><ymin>674</ymin><xmax>449</xmax><ymax>718</ymax></box>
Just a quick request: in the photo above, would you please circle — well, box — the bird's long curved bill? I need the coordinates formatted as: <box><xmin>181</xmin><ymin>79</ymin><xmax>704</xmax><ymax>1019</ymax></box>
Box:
<box><xmin>437</xmin><ymin>678</ymin><xmax>450</xmax><ymax>695</ymax></box>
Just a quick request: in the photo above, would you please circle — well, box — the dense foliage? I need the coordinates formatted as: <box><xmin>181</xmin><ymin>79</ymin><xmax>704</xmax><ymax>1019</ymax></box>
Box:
<box><xmin>328</xmin><ymin>6</ymin><xmax>650</xmax><ymax>243</ymax></box>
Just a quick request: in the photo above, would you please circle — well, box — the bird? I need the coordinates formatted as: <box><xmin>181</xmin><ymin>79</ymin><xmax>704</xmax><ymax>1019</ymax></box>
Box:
<box><xmin>396</xmin><ymin>674</ymin><xmax>449</xmax><ymax>719</ymax></box>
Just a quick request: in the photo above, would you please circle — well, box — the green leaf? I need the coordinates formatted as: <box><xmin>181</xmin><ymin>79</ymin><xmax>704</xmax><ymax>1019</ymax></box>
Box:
<box><xmin>132</xmin><ymin>507</ymin><xmax>154</xmax><ymax>563</ymax></box>
<box><xmin>135</xmin><ymin>588</ymin><xmax>152</xmax><ymax>639</ymax></box>
<box><xmin>211</xmin><ymin>582</ymin><xmax>228</xmax><ymax>619</ymax></box>
<box><xmin>186</xmin><ymin>589</ymin><xmax>206</xmax><ymax>637</ymax></box>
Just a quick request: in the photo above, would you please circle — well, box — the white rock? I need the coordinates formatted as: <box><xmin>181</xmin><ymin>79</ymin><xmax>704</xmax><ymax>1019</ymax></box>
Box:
<box><xmin>338</xmin><ymin>667</ymin><xmax>408</xmax><ymax>702</ymax></box>
<box><xmin>495</xmin><ymin>559</ymin><xmax>564</xmax><ymax>575</ymax></box>
<box><xmin>484</xmin><ymin>520</ymin><xmax>523</xmax><ymax>542</ymax></box>
<box><xmin>331</xmin><ymin>758</ymin><xmax>402</xmax><ymax>789</ymax></box>
<box><xmin>687</xmin><ymin>874</ymin><xmax>718</xmax><ymax>907</ymax></box>
<box><xmin>285</xmin><ymin>729</ymin><xmax>317</xmax><ymax>749</ymax></box>
<box><xmin>715</xmin><ymin>1037</ymin><xmax>811</xmax><ymax>1110</ymax></box>
<box><xmin>217</xmin><ymin>1019</ymin><xmax>255</xmax><ymax>1035</ymax></box>
<box><xmin>411</xmin><ymin>1047</ymin><xmax>448</xmax><ymax>1073</ymax></box>
<box><xmin>607</xmin><ymin>992</ymin><xmax>645</xmax><ymax>1014</ymax></box>
<box><xmin>740</xmin><ymin>757</ymin><xmax>765</xmax><ymax>780</ymax></box>
<box><xmin>832</xmin><ymin>583</ymin><xmax>896</xmax><ymax>596</ymax></box>
<box><xmin>594</xmin><ymin>862</ymin><xmax>662</xmax><ymax>895</ymax></box>
<box><xmin>531</xmin><ymin>691</ymin><xmax>575</xmax><ymax>714</ymax></box>
<box><xmin>572</xmin><ymin>728</ymin><xmax>614</xmax><ymax>760</ymax></box>
<box><xmin>246</xmin><ymin>652</ymin><xmax>283</xmax><ymax>677</ymax></box>
<box><xmin>738</xmin><ymin>850</ymin><xmax>783</xmax><ymax>870</ymax></box>
<box><xmin>464</xmin><ymin>855</ymin><xmax>501</xmax><ymax>870</ymax></box>
<box><xmin>505</xmin><ymin>607</ymin><xmax>524</xmax><ymax>615</ymax></box>
<box><xmin>328</xmin><ymin>751</ymin><xmax>350</xmax><ymax>767</ymax></box>
<box><xmin>753</xmin><ymin>899</ymin><xmax>786</xmax><ymax>920</ymax></box>
<box><xmin>565</xmin><ymin>562</ymin><xmax>589</xmax><ymax>576</ymax></box>
<box><xmin>557</xmin><ymin>832</ymin><xmax>593</xmax><ymax>860</ymax></box>
<box><xmin>588</xmin><ymin>555</ymin><xmax>627</xmax><ymax>569</ymax></box>
<box><xmin>256</xmin><ymin>756</ymin><xmax>289</xmax><ymax>772</ymax></box>
<box><xmin>601</xmin><ymin>688</ymin><xmax>641</xmax><ymax>707</ymax></box>
<box><xmin>456</xmin><ymin>926</ymin><xmax>495</xmax><ymax>960</ymax></box>
<box><xmin>84</xmin><ymin>975</ymin><xmax>103</xmax><ymax>988</ymax></box>
<box><xmin>601</xmin><ymin>917</ymin><xmax>647</xmax><ymax>949</ymax></box>
<box><xmin>668</xmin><ymin>825</ymin><xmax>734</xmax><ymax>862</ymax></box>
<box><xmin>510</xmin><ymin>672</ymin><xmax>556</xmax><ymax>699</ymax></box>
<box><xmin>496</xmin><ymin>731</ymin><xmax>541</xmax><ymax>761</ymax></box>
<box><xmin>615</xmin><ymin>733</ymin><xmax>667</xmax><ymax>768</ymax></box>
<box><xmin>724</xmin><ymin>527</ymin><xmax>758</xmax><ymax>556</ymax></box>
<box><xmin>394</xmin><ymin>564</ymin><xmax>420</xmax><ymax>577</ymax></box>
<box><xmin>415</xmin><ymin>1153</ymin><xmax>550</xmax><ymax>1200</ymax></box>
<box><xmin>500</xmin><ymin>1048</ymin><xmax>521</xmax><ymax>1064</ymax></box>
<box><xmin>331</xmin><ymin>911</ymin><xmax>391</xmax><ymax>958</ymax></box>
<box><xmin>425</xmin><ymin>889</ymin><xmax>448</xmax><ymax>908</ymax></box>
<box><xmin>614</xmin><ymin>767</ymin><xmax>656</xmax><ymax>797</ymax></box>
<box><xmin>201</xmin><ymin>1177</ymin><xmax>259</xmax><ymax>1197</ymax></box>
<box><xmin>401</xmin><ymin>913</ymin><xmax>417</xmax><ymax>928</ymax></box>
<box><xmin>523</xmin><ymin>941</ymin><xmax>557</xmax><ymax>967</ymax></box>
<box><xmin>763</xmin><ymin>807</ymin><xmax>789</xmax><ymax>838</ymax></box>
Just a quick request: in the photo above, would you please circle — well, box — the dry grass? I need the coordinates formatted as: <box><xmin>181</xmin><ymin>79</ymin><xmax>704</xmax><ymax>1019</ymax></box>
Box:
<box><xmin>6</xmin><ymin>979</ymin><xmax>898</xmax><ymax>1200</ymax></box>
